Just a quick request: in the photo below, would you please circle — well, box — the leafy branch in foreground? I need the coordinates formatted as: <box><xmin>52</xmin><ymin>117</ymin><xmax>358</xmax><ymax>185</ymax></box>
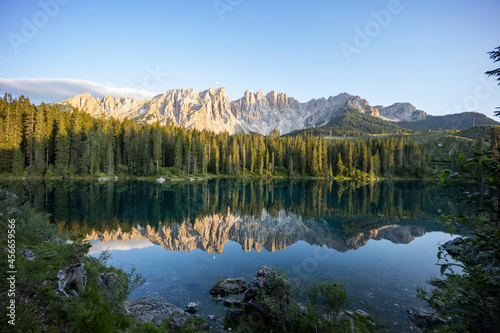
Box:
<box><xmin>417</xmin><ymin>154</ymin><xmax>500</xmax><ymax>332</ymax></box>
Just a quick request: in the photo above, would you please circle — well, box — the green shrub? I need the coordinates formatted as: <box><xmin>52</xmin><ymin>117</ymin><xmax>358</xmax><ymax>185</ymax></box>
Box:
<box><xmin>418</xmin><ymin>154</ymin><xmax>500</xmax><ymax>332</ymax></box>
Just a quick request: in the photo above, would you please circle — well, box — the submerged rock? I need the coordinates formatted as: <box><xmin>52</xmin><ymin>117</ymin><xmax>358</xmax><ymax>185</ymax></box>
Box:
<box><xmin>124</xmin><ymin>297</ymin><xmax>190</xmax><ymax>328</ymax></box>
<box><xmin>185</xmin><ymin>302</ymin><xmax>199</xmax><ymax>313</ymax></box>
<box><xmin>210</xmin><ymin>277</ymin><xmax>247</xmax><ymax>297</ymax></box>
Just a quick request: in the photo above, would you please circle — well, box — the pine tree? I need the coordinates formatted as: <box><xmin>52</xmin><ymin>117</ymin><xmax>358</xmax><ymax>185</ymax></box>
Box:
<box><xmin>152</xmin><ymin>123</ymin><xmax>162</xmax><ymax>172</ymax></box>
<box><xmin>336</xmin><ymin>152</ymin><xmax>343</xmax><ymax>176</ymax></box>
<box><xmin>54</xmin><ymin>116</ymin><xmax>70</xmax><ymax>175</ymax></box>
<box><xmin>33</xmin><ymin>105</ymin><xmax>46</xmax><ymax>173</ymax></box>
<box><xmin>174</xmin><ymin>136</ymin><xmax>183</xmax><ymax>174</ymax></box>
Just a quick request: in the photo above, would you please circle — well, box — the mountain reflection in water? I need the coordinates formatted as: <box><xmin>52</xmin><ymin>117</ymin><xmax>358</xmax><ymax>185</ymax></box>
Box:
<box><xmin>84</xmin><ymin>211</ymin><xmax>430</xmax><ymax>254</ymax></box>
<box><xmin>2</xmin><ymin>179</ymin><xmax>464</xmax><ymax>332</ymax></box>
<box><xmin>4</xmin><ymin>179</ymin><xmax>457</xmax><ymax>253</ymax></box>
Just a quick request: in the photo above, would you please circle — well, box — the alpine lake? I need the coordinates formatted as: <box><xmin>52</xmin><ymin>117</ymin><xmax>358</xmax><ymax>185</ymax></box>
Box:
<box><xmin>3</xmin><ymin>178</ymin><xmax>464</xmax><ymax>332</ymax></box>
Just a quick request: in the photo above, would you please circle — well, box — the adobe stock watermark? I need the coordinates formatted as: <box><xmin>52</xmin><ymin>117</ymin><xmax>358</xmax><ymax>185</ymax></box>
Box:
<box><xmin>213</xmin><ymin>0</ymin><xmax>243</xmax><ymax>21</ymax></box>
<box><xmin>340</xmin><ymin>0</ymin><xmax>405</xmax><ymax>63</ymax></box>
<box><xmin>138</xmin><ymin>65</ymin><xmax>169</xmax><ymax>92</ymax></box>
<box><xmin>290</xmin><ymin>245</ymin><xmax>333</xmax><ymax>280</ymax></box>
<box><xmin>7</xmin><ymin>0</ymin><xmax>70</xmax><ymax>54</ymax></box>
<box><xmin>447</xmin><ymin>76</ymin><xmax>499</xmax><ymax>114</ymax></box>
<box><xmin>6</xmin><ymin>218</ymin><xmax>17</xmax><ymax>326</ymax></box>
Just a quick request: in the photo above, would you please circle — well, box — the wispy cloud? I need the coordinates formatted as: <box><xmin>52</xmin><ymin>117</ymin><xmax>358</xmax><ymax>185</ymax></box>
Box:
<box><xmin>0</xmin><ymin>78</ymin><xmax>158</xmax><ymax>103</ymax></box>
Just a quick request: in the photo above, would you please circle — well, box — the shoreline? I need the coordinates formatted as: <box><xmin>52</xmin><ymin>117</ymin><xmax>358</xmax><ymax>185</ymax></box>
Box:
<box><xmin>0</xmin><ymin>173</ymin><xmax>437</xmax><ymax>183</ymax></box>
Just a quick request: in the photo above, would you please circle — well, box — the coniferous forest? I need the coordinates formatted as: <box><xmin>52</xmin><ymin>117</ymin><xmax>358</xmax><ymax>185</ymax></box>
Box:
<box><xmin>0</xmin><ymin>95</ymin><xmax>428</xmax><ymax>179</ymax></box>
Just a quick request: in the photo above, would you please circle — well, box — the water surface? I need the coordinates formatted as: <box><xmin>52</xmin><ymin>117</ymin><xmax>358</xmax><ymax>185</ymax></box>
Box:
<box><xmin>4</xmin><ymin>179</ymin><xmax>462</xmax><ymax>331</ymax></box>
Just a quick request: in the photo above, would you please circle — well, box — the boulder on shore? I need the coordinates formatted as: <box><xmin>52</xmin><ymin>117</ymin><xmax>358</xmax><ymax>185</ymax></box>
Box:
<box><xmin>407</xmin><ymin>309</ymin><xmax>447</xmax><ymax>330</ymax></box>
<box><xmin>57</xmin><ymin>263</ymin><xmax>87</xmax><ymax>297</ymax></box>
<box><xmin>210</xmin><ymin>277</ymin><xmax>247</xmax><ymax>297</ymax></box>
<box><xmin>243</xmin><ymin>266</ymin><xmax>291</xmax><ymax>321</ymax></box>
<box><xmin>124</xmin><ymin>297</ymin><xmax>190</xmax><ymax>329</ymax></box>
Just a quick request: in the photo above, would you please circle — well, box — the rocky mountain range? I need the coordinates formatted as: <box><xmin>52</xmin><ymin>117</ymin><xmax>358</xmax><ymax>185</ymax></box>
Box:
<box><xmin>84</xmin><ymin>209</ymin><xmax>427</xmax><ymax>254</ymax></box>
<box><xmin>60</xmin><ymin>88</ymin><xmax>428</xmax><ymax>135</ymax></box>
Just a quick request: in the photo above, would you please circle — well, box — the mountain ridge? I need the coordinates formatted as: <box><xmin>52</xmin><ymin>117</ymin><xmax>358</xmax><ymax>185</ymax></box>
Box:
<box><xmin>58</xmin><ymin>88</ymin><xmax>431</xmax><ymax>135</ymax></box>
<box><xmin>58</xmin><ymin>88</ymin><xmax>499</xmax><ymax>135</ymax></box>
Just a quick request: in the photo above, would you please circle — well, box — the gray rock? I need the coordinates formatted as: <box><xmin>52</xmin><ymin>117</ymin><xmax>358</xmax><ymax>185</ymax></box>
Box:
<box><xmin>156</xmin><ymin>177</ymin><xmax>166</xmax><ymax>184</ymax></box>
<box><xmin>57</xmin><ymin>263</ymin><xmax>87</xmax><ymax>297</ymax></box>
<box><xmin>170</xmin><ymin>311</ymin><xmax>189</xmax><ymax>328</ymax></box>
<box><xmin>22</xmin><ymin>250</ymin><xmax>36</xmax><ymax>261</ymax></box>
<box><xmin>68</xmin><ymin>289</ymin><xmax>79</xmax><ymax>297</ymax></box>
<box><xmin>356</xmin><ymin>309</ymin><xmax>370</xmax><ymax>317</ymax></box>
<box><xmin>243</xmin><ymin>266</ymin><xmax>291</xmax><ymax>321</ymax></box>
<box><xmin>185</xmin><ymin>302</ymin><xmax>199</xmax><ymax>313</ymax></box>
<box><xmin>124</xmin><ymin>297</ymin><xmax>190</xmax><ymax>328</ymax></box>
<box><xmin>227</xmin><ymin>309</ymin><xmax>245</xmax><ymax>326</ymax></box>
<box><xmin>207</xmin><ymin>314</ymin><xmax>216</xmax><ymax>321</ymax></box>
<box><xmin>0</xmin><ymin>190</ymin><xmax>18</xmax><ymax>205</ymax></box>
<box><xmin>407</xmin><ymin>309</ymin><xmax>447</xmax><ymax>330</ymax></box>
<box><xmin>97</xmin><ymin>177</ymin><xmax>110</xmax><ymax>182</ymax></box>
<box><xmin>244</xmin><ymin>299</ymin><xmax>268</xmax><ymax>321</ymax></box>
<box><xmin>210</xmin><ymin>277</ymin><xmax>247</xmax><ymax>297</ymax></box>
<box><xmin>99</xmin><ymin>272</ymin><xmax>118</xmax><ymax>290</ymax></box>
<box><xmin>243</xmin><ymin>266</ymin><xmax>279</xmax><ymax>302</ymax></box>
<box><xmin>223</xmin><ymin>299</ymin><xmax>235</xmax><ymax>307</ymax></box>
<box><xmin>234</xmin><ymin>300</ymin><xmax>243</xmax><ymax>308</ymax></box>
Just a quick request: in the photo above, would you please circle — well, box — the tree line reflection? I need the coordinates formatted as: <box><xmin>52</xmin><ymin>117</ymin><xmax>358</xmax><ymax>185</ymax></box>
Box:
<box><xmin>1</xmin><ymin>179</ymin><xmax>459</xmax><ymax>239</ymax></box>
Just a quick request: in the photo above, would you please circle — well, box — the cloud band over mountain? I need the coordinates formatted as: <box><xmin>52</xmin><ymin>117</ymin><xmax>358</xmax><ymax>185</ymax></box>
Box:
<box><xmin>0</xmin><ymin>78</ymin><xmax>158</xmax><ymax>103</ymax></box>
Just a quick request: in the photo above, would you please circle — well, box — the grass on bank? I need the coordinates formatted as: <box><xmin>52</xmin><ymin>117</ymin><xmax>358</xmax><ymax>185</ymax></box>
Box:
<box><xmin>0</xmin><ymin>189</ymin><xmax>209</xmax><ymax>332</ymax></box>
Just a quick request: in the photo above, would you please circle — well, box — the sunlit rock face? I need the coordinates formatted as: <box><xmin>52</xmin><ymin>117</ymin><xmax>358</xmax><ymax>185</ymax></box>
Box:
<box><xmin>61</xmin><ymin>89</ymin><xmax>427</xmax><ymax>135</ymax></box>
<box><xmin>84</xmin><ymin>209</ymin><xmax>428</xmax><ymax>254</ymax></box>
<box><xmin>376</xmin><ymin>102</ymin><xmax>427</xmax><ymax>122</ymax></box>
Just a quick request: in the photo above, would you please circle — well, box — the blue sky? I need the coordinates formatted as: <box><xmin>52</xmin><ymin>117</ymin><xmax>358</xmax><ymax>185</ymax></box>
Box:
<box><xmin>0</xmin><ymin>0</ymin><xmax>499</xmax><ymax>117</ymax></box>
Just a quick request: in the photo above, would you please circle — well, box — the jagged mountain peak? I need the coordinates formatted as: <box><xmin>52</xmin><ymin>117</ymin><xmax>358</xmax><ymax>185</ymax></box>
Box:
<box><xmin>60</xmin><ymin>88</ymin><xmax>428</xmax><ymax>134</ymax></box>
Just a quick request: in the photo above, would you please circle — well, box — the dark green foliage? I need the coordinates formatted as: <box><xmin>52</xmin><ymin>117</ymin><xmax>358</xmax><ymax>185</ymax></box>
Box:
<box><xmin>228</xmin><ymin>267</ymin><xmax>373</xmax><ymax>333</ymax></box>
<box><xmin>0</xmin><ymin>97</ymin><xmax>428</xmax><ymax>179</ymax></box>
<box><xmin>306</xmin><ymin>281</ymin><xmax>351</xmax><ymax>323</ymax></box>
<box><xmin>418</xmin><ymin>153</ymin><xmax>500</xmax><ymax>332</ymax></box>
<box><xmin>398</xmin><ymin>112</ymin><xmax>500</xmax><ymax>131</ymax></box>
<box><xmin>485</xmin><ymin>45</ymin><xmax>500</xmax><ymax>116</ymax></box>
<box><xmin>287</xmin><ymin>107</ymin><xmax>401</xmax><ymax>137</ymax></box>
<box><xmin>0</xmin><ymin>193</ymin><xmax>144</xmax><ymax>332</ymax></box>
<box><xmin>0</xmin><ymin>189</ymin><xmax>210</xmax><ymax>332</ymax></box>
